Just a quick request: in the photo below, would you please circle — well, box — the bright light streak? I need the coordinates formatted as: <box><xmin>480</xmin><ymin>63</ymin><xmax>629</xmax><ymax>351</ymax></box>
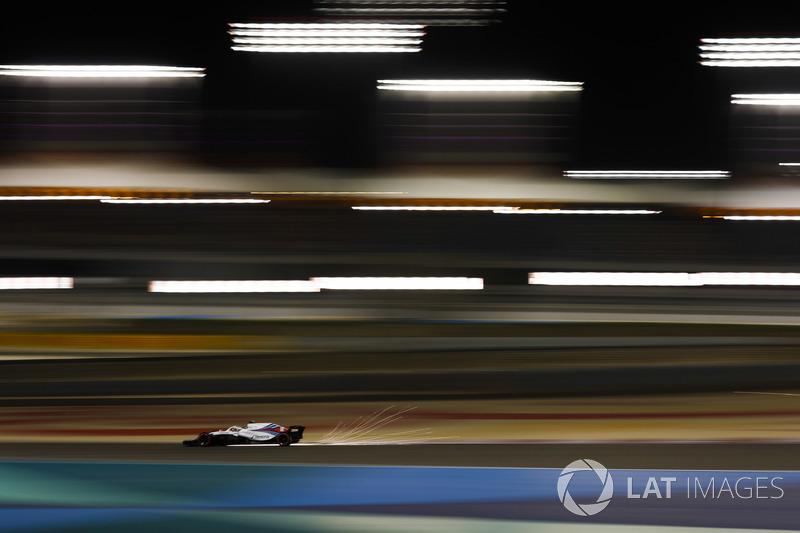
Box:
<box><xmin>0</xmin><ymin>195</ymin><xmax>112</xmax><ymax>201</ymax></box>
<box><xmin>711</xmin><ymin>215</ymin><xmax>800</xmax><ymax>221</ymax></box>
<box><xmin>316</xmin><ymin>7</ymin><xmax>503</xmax><ymax>13</ymax></box>
<box><xmin>312</xmin><ymin>0</ymin><xmax>507</xmax><ymax>26</ymax></box>
<box><xmin>101</xmin><ymin>198</ymin><xmax>271</xmax><ymax>204</ymax></box>
<box><xmin>779</xmin><ymin>162</ymin><xmax>800</xmax><ymax>166</ymax></box>
<box><xmin>702</xmin><ymin>38</ymin><xmax>800</xmax><ymax>44</ymax></box>
<box><xmin>232</xmin><ymin>45</ymin><xmax>421</xmax><ymax>53</ymax></box>
<box><xmin>565</xmin><ymin>170</ymin><xmax>731</xmax><ymax>180</ymax></box>
<box><xmin>703</xmin><ymin>52</ymin><xmax>800</xmax><ymax>60</ymax></box>
<box><xmin>232</xmin><ymin>38</ymin><xmax>422</xmax><ymax>45</ymax></box>
<box><xmin>0</xmin><ymin>65</ymin><xmax>206</xmax><ymax>78</ymax></box>
<box><xmin>493</xmin><ymin>209</ymin><xmax>661</xmax><ymax>215</ymax></box>
<box><xmin>149</xmin><ymin>277</ymin><xmax>484</xmax><ymax>292</ymax></box>
<box><xmin>377</xmin><ymin>79</ymin><xmax>583</xmax><ymax>92</ymax></box>
<box><xmin>352</xmin><ymin>205</ymin><xmax>517</xmax><ymax>211</ymax></box>
<box><xmin>700</xmin><ymin>272</ymin><xmax>800</xmax><ymax>286</ymax></box>
<box><xmin>700</xmin><ymin>38</ymin><xmax>800</xmax><ymax>66</ymax></box>
<box><xmin>230</xmin><ymin>23</ymin><xmax>424</xmax><ymax>30</ymax></box>
<box><xmin>229</xmin><ymin>23</ymin><xmax>425</xmax><ymax>52</ymax></box>
<box><xmin>311</xmin><ymin>277</ymin><xmax>483</xmax><ymax>290</ymax></box>
<box><xmin>0</xmin><ymin>277</ymin><xmax>73</xmax><ymax>290</ymax></box>
<box><xmin>732</xmin><ymin>94</ymin><xmax>800</xmax><ymax>106</ymax></box>
<box><xmin>702</xmin><ymin>60</ymin><xmax>800</xmax><ymax>67</ymax></box>
<box><xmin>529</xmin><ymin>272</ymin><xmax>703</xmax><ymax>287</ymax></box>
<box><xmin>529</xmin><ymin>271</ymin><xmax>800</xmax><ymax>286</ymax></box>
<box><xmin>252</xmin><ymin>191</ymin><xmax>407</xmax><ymax>195</ymax></box>
<box><xmin>230</xmin><ymin>29</ymin><xmax>425</xmax><ymax>36</ymax></box>
<box><xmin>148</xmin><ymin>280</ymin><xmax>320</xmax><ymax>293</ymax></box>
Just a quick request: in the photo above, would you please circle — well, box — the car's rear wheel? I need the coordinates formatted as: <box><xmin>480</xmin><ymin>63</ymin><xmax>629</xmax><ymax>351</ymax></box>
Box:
<box><xmin>197</xmin><ymin>432</ymin><xmax>213</xmax><ymax>447</ymax></box>
<box><xmin>276</xmin><ymin>432</ymin><xmax>291</xmax><ymax>446</ymax></box>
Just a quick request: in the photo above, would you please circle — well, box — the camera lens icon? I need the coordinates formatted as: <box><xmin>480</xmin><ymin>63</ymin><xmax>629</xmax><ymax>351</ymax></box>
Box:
<box><xmin>557</xmin><ymin>459</ymin><xmax>614</xmax><ymax>516</ymax></box>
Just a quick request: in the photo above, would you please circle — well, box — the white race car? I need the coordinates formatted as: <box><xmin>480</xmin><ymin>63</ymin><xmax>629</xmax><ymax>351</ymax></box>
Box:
<box><xmin>183</xmin><ymin>422</ymin><xmax>305</xmax><ymax>447</ymax></box>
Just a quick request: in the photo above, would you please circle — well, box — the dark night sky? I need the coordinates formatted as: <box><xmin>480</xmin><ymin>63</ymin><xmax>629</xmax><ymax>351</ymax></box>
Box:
<box><xmin>2</xmin><ymin>2</ymin><xmax>799</xmax><ymax>169</ymax></box>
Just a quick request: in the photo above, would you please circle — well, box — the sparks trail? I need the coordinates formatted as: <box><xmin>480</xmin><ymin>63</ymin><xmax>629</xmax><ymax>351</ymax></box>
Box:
<box><xmin>318</xmin><ymin>405</ymin><xmax>443</xmax><ymax>445</ymax></box>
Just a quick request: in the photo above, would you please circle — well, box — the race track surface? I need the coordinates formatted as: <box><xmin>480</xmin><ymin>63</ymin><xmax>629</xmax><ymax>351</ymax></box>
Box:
<box><xmin>1</xmin><ymin>441</ymin><xmax>799</xmax><ymax>470</ymax></box>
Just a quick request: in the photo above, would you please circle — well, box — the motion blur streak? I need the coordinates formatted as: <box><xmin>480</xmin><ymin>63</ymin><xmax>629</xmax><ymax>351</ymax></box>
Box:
<box><xmin>0</xmin><ymin>195</ymin><xmax>112</xmax><ymax>201</ymax></box>
<box><xmin>530</xmin><ymin>272</ymin><xmax>800</xmax><ymax>286</ymax></box>
<box><xmin>712</xmin><ymin>215</ymin><xmax>800</xmax><ymax>220</ymax></box>
<box><xmin>228</xmin><ymin>23</ymin><xmax>426</xmax><ymax>53</ymax></box>
<box><xmin>493</xmin><ymin>209</ymin><xmax>661</xmax><ymax>215</ymax></box>
<box><xmin>148</xmin><ymin>280</ymin><xmax>320</xmax><ymax>293</ymax></box>
<box><xmin>700</xmin><ymin>272</ymin><xmax>800</xmax><ymax>286</ymax></box>
<box><xmin>0</xmin><ymin>66</ymin><xmax>206</xmax><ymax>78</ymax></box>
<box><xmin>0</xmin><ymin>277</ymin><xmax>72</xmax><ymax>290</ymax></box>
<box><xmin>313</xmin><ymin>0</ymin><xmax>507</xmax><ymax>26</ymax></box>
<box><xmin>529</xmin><ymin>272</ymin><xmax>702</xmax><ymax>287</ymax></box>
<box><xmin>353</xmin><ymin>205</ymin><xmax>517</xmax><ymax>211</ymax></box>
<box><xmin>310</xmin><ymin>276</ymin><xmax>484</xmax><ymax>290</ymax></box>
<box><xmin>149</xmin><ymin>277</ymin><xmax>484</xmax><ymax>292</ymax></box>
<box><xmin>101</xmin><ymin>198</ymin><xmax>270</xmax><ymax>204</ymax></box>
<box><xmin>377</xmin><ymin>79</ymin><xmax>584</xmax><ymax>92</ymax></box>
<box><xmin>732</xmin><ymin>94</ymin><xmax>800</xmax><ymax>106</ymax></box>
<box><xmin>565</xmin><ymin>170</ymin><xmax>731</xmax><ymax>180</ymax></box>
<box><xmin>700</xmin><ymin>37</ymin><xmax>800</xmax><ymax>67</ymax></box>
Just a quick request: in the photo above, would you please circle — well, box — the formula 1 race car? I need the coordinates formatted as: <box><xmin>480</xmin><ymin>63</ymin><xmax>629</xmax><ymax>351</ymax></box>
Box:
<box><xmin>183</xmin><ymin>422</ymin><xmax>305</xmax><ymax>447</ymax></box>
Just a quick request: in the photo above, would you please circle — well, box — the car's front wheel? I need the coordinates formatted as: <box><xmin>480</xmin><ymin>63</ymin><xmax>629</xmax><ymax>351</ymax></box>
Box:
<box><xmin>197</xmin><ymin>432</ymin><xmax>213</xmax><ymax>447</ymax></box>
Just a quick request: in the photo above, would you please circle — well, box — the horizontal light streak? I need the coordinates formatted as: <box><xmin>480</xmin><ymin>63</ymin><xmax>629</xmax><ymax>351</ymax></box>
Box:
<box><xmin>530</xmin><ymin>272</ymin><xmax>800</xmax><ymax>287</ymax></box>
<box><xmin>149</xmin><ymin>277</ymin><xmax>484</xmax><ymax>293</ymax></box>
<box><xmin>101</xmin><ymin>198</ymin><xmax>270</xmax><ymax>204</ymax></box>
<box><xmin>530</xmin><ymin>272</ymin><xmax>703</xmax><ymax>287</ymax></box>
<box><xmin>565</xmin><ymin>170</ymin><xmax>731</xmax><ymax>180</ymax></box>
<box><xmin>493</xmin><ymin>209</ymin><xmax>661</xmax><ymax>215</ymax></box>
<box><xmin>310</xmin><ymin>277</ymin><xmax>483</xmax><ymax>290</ymax></box>
<box><xmin>702</xmin><ymin>38</ymin><xmax>800</xmax><ymax>44</ymax></box>
<box><xmin>230</xmin><ymin>22</ymin><xmax>424</xmax><ymax>30</ymax></box>
<box><xmin>0</xmin><ymin>195</ymin><xmax>112</xmax><ymax>201</ymax></box>
<box><xmin>232</xmin><ymin>38</ymin><xmax>422</xmax><ymax>45</ymax></box>
<box><xmin>352</xmin><ymin>205</ymin><xmax>517</xmax><ymax>211</ymax></box>
<box><xmin>702</xmin><ymin>60</ymin><xmax>800</xmax><ymax>67</ymax></box>
<box><xmin>229</xmin><ymin>23</ymin><xmax>424</xmax><ymax>53</ymax></box>
<box><xmin>700</xmin><ymin>273</ymin><xmax>800</xmax><ymax>286</ymax></box>
<box><xmin>703</xmin><ymin>52</ymin><xmax>800</xmax><ymax>60</ymax></box>
<box><xmin>378</xmin><ymin>79</ymin><xmax>583</xmax><ymax>92</ymax></box>
<box><xmin>779</xmin><ymin>162</ymin><xmax>800</xmax><ymax>166</ymax></box>
<box><xmin>316</xmin><ymin>8</ymin><xmax>504</xmax><ymax>15</ymax></box>
<box><xmin>732</xmin><ymin>94</ymin><xmax>800</xmax><ymax>106</ymax></box>
<box><xmin>708</xmin><ymin>215</ymin><xmax>800</xmax><ymax>221</ymax></box>
<box><xmin>149</xmin><ymin>280</ymin><xmax>320</xmax><ymax>293</ymax></box>
<box><xmin>232</xmin><ymin>46</ymin><xmax>421</xmax><ymax>52</ymax></box>
<box><xmin>230</xmin><ymin>29</ymin><xmax>425</xmax><ymax>36</ymax></box>
<box><xmin>313</xmin><ymin>0</ymin><xmax>506</xmax><ymax>25</ymax></box>
<box><xmin>0</xmin><ymin>65</ymin><xmax>206</xmax><ymax>78</ymax></box>
<box><xmin>700</xmin><ymin>38</ymin><xmax>800</xmax><ymax>67</ymax></box>
<box><xmin>252</xmin><ymin>191</ymin><xmax>406</xmax><ymax>195</ymax></box>
<box><xmin>0</xmin><ymin>277</ymin><xmax>73</xmax><ymax>290</ymax></box>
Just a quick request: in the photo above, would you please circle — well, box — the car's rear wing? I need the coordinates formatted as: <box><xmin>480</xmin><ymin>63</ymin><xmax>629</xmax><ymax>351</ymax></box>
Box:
<box><xmin>289</xmin><ymin>425</ymin><xmax>305</xmax><ymax>443</ymax></box>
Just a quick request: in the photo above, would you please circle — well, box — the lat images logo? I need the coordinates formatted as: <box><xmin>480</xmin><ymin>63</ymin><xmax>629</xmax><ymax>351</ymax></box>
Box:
<box><xmin>558</xmin><ymin>459</ymin><xmax>614</xmax><ymax>516</ymax></box>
